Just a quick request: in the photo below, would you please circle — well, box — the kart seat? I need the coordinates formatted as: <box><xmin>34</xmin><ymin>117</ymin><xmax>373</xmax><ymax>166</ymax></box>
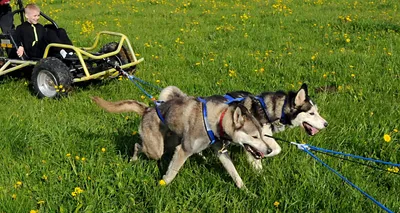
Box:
<box><xmin>0</xmin><ymin>11</ymin><xmax>13</xmax><ymax>34</ymax></box>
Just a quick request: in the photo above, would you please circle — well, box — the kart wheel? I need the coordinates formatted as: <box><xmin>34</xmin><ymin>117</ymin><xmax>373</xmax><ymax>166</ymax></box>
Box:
<box><xmin>32</xmin><ymin>57</ymin><xmax>73</xmax><ymax>98</ymax></box>
<box><xmin>100</xmin><ymin>42</ymin><xmax>136</xmax><ymax>73</ymax></box>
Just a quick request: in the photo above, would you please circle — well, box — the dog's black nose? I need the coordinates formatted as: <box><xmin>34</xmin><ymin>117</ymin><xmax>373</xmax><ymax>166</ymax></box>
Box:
<box><xmin>324</xmin><ymin>122</ymin><xmax>328</xmax><ymax>127</ymax></box>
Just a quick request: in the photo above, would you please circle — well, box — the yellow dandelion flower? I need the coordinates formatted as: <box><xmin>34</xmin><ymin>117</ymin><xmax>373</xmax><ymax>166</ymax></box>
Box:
<box><xmin>156</xmin><ymin>80</ymin><xmax>161</xmax><ymax>83</ymax></box>
<box><xmin>351</xmin><ymin>74</ymin><xmax>355</xmax><ymax>78</ymax></box>
<box><xmin>394</xmin><ymin>129</ymin><xmax>398</xmax><ymax>133</ymax></box>
<box><xmin>132</xmin><ymin>131</ymin><xmax>137</xmax><ymax>135</ymax></box>
<box><xmin>71</xmin><ymin>192</ymin><xmax>77</xmax><ymax>197</ymax></box>
<box><xmin>42</xmin><ymin>174</ymin><xmax>48</xmax><ymax>181</ymax></box>
<box><xmin>75</xmin><ymin>156</ymin><xmax>80</xmax><ymax>160</ymax></box>
<box><xmin>74</xmin><ymin>187</ymin><xmax>84</xmax><ymax>194</ymax></box>
<box><xmin>195</xmin><ymin>62</ymin><xmax>201</xmax><ymax>66</ymax></box>
<box><xmin>12</xmin><ymin>194</ymin><xmax>16</xmax><ymax>199</ymax></box>
<box><xmin>346</xmin><ymin>38</ymin><xmax>350</xmax><ymax>43</ymax></box>
<box><xmin>140</xmin><ymin>95</ymin><xmax>146</xmax><ymax>100</ymax></box>
<box><xmin>383</xmin><ymin>134</ymin><xmax>391</xmax><ymax>142</ymax></box>
<box><xmin>370</xmin><ymin>112</ymin><xmax>374</xmax><ymax>116</ymax></box>
<box><xmin>66</xmin><ymin>153</ymin><xmax>71</xmax><ymax>157</ymax></box>
<box><xmin>274</xmin><ymin>201</ymin><xmax>280</xmax><ymax>208</ymax></box>
<box><xmin>394</xmin><ymin>167</ymin><xmax>399</xmax><ymax>173</ymax></box>
<box><xmin>101</xmin><ymin>148</ymin><xmax>106</xmax><ymax>152</ymax></box>
<box><xmin>37</xmin><ymin>200</ymin><xmax>45</xmax><ymax>205</ymax></box>
<box><xmin>311</xmin><ymin>55</ymin><xmax>316</xmax><ymax>60</ymax></box>
<box><xmin>30</xmin><ymin>210</ymin><xmax>38</xmax><ymax>213</ymax></box>
<box><xmin>16</xmin><ymin>181</ymin><xmax>22</xmax><ymax>186</ymax></box>
<box><xmin>323</xmin><ymin>74</ymin><xmax>327</xmax><ymax>78</ymax></box>
<box><xmin>159</xmin><ymin>179</ymin><xmax>166</xmax><ymax>186</ymax></box>
<box><xmin>338</xmin><ymin>85</ymin><xmax>343</xmax><ymax>91</ymax></box>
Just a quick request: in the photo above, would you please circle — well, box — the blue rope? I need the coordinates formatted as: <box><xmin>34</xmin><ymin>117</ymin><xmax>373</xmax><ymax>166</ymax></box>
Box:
<box><xmin>118</xmin><ymin>68</ymin><xmax>162</xmax><ymax>100</ymax></box>
<box><xmin>307</xmin><ymin>145</ymin><xmax>400</xmax><ymax>168</ymax></box>
<box><xmin>128</xmin><ymin>74</ymin><xmax>163</xmax><ymax>91</ymax></box>
<box><xmin>293</xmin><ymin>143</ymin><xmax>394</xmax><ymax>213</ymax></box>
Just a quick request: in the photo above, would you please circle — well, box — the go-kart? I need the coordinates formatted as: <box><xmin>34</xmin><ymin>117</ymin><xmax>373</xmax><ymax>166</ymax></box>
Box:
<box><xmin>0</xmin><ymin>0</ymin><xmax>143</xmax><ymax>98</ymax></box>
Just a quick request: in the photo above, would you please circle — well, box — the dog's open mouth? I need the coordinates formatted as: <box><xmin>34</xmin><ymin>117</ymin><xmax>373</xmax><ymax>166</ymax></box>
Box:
<box><xmin>303</xmin><ymin>122</ymin><xmax>320</xmax><ymax>136</ymax></box>
<box><xmin>244</xmin><ymin>144</ymin><xmax>264</xmax><ymax>159</ymax></box>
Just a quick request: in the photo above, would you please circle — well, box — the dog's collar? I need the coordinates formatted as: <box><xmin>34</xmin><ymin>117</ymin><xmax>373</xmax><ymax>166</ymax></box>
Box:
<box><xmin>218</xmin><ymin>108</ymin><xmax>228</xmax><ymax>138</ymax></box>
<box><xmin>197</xmin><ymin>97</ymin><xmax>217</xmax><ymax>144</ymax></box>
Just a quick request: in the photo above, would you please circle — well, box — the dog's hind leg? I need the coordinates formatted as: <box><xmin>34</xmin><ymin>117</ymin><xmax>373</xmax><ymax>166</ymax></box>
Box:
<box><xmin>130</xmin><ymin>143</ymin><xmax>142</xmax><ymax>162</ymax></box>
<box><xmin>161</xmin><ymin>144</ymin><xmax>191</xmax><ymax>185</ymax></box>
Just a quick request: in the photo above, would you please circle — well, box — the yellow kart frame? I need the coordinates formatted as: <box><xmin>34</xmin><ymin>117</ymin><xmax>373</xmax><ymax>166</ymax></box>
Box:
<box><xmin>0</xmin><ymin>31</ymin><xmax>144</xmax><ymax>83</ymax></box>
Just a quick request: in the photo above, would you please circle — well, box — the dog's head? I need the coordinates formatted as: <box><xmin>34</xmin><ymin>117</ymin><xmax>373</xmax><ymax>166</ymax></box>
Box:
<box><xmin>284</xmin><ymin>83</ymin><xmax>328</xmax><ymax>136</ymax></box>
<box><xmin>227</xmin><ymin>97</ymin><xmax>272</xmax><ymax>159</ymax></box>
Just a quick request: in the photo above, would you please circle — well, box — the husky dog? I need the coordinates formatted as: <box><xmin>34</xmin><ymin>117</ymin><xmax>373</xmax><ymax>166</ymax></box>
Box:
<box><xmin>159</xmin><ymin>83</ymin><xmax>328</xmax><ymax>170</ymax></box>
<box><xmin>92</xmin><ymin>89</ymin><xmax>272</xmax><ymax>189</ymax></box>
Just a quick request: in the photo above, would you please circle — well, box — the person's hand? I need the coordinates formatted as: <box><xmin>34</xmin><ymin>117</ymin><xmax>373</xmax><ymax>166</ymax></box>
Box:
<box><xmin>17</xmin><ymin>46</ymin><xmax>24</xmax><ymax>58</ymax></box>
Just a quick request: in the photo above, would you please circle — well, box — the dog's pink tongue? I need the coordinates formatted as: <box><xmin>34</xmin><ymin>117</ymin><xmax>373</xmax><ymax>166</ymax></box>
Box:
<box><xmin>310</xmin><ymin>127</ymin><xmax>319</xmax><ymax>135</ymax></box>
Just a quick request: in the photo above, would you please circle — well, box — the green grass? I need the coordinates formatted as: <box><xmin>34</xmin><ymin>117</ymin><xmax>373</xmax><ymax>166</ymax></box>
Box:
<box><xmin>1</xmin><ymin>0</ymin><xmax>399</xmax><ymax>212</ymax></box>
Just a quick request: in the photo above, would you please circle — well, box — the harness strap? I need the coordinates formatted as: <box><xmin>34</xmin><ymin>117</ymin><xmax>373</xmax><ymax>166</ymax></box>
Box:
<box><xmin>255</xmin><ymin>96</ymin><xmax>273</xmax><ymax>123</ymax></box>
<box><xmin>197</xmin><ymin>97</ymin><xmax>217</xmax><ymax>145</ymax></box>
<box><xmin>154</xmin><ymin>101</ymin><xmax>166</xmax><ymax>125</ymax></box>
<box><xmin>280</xmin><ymin>98</ymin><xmax>289</xmax><ymax>125</ymax></box>
<box><xmin>223</xmin><ymin>94</ymin><xmax>245</xmax><ymax>104</ymax></box>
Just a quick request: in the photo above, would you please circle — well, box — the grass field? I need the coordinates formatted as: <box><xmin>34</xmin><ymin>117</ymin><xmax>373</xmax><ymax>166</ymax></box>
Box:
<box><xmin>0</xmin><ymin>0</ymin><xmax>399</xmax><ymax>212</ymax></box>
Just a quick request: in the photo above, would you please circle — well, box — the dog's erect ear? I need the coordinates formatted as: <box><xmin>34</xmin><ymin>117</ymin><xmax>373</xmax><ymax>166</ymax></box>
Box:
<box><xmin>243</xmin><ymin>97</ymin><xmax>252</xmax><ymax>111</ymax></box>
<box><xmin>295</xmin><ymin>84</ymin><xmax>308</xmax><ymax>106</ymax></box>
<box><xmin>233</xmin><ymin>107</ymin><xmax>245</xmax><ymax>128</ymax></box>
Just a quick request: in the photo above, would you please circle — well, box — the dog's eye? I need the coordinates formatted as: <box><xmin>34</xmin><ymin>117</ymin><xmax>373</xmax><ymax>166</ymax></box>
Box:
<box><xmin>252</xmin><ymin>136</ymin><xmax>259</xmax><ymax>139</ymax></box>
<box><xmin>310</xmin><ymin>112</ymin><xmax>315</xmax><ymax>115</ymax></box>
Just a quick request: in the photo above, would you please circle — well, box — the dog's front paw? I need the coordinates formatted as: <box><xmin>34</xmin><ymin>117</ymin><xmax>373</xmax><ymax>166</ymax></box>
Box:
<box><xmin>251</xmin><ymin>159</ymin><xmax>263</xmax><ymax>171</ymax></box>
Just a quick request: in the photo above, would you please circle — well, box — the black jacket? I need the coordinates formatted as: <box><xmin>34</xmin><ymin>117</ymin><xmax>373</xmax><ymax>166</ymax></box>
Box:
<box><xmin>15</xmin><ymin>21</ymin><xmax>47</xmax><ymax>58</ymax></box>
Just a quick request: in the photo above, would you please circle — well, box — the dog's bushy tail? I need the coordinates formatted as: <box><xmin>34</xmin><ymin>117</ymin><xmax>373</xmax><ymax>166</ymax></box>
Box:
<box><xmin>159</xmin><ymin>86</ymin><xmax>187</xmax><ymax>101</ymax></box>
<box><xmin>91</xmin><ymin>96</ymin><xmax>147</xmax><ymax>115</ymax></box>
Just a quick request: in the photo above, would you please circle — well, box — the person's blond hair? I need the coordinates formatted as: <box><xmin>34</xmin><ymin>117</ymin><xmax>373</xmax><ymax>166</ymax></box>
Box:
<box><xmin>25</xmin><ymin>3</ymin><xmax>40</xmax><ymax>14</ymax></box>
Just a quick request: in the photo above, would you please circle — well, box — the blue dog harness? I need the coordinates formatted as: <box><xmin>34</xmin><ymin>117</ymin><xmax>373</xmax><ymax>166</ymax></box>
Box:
<box><xmin>154</xmin><ymin>101</ymin><xmax>166</xmax><ymax>124</ymax></box>
<box><xmin>197</xmin><ymin>97</ymin><xmax>217</xmax><ymax>145</ymax></box>
<box><xmin>223</xmin><ymin>94</ymin><xmax>244</xmax><ymax>104</ymax></box>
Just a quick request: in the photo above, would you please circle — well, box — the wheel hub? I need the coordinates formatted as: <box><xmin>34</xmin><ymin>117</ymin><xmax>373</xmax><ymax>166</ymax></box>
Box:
<box><xmin>37</xmin><ymin>70</ymin><xmax>58</xmax><ymax>98</ymax></box>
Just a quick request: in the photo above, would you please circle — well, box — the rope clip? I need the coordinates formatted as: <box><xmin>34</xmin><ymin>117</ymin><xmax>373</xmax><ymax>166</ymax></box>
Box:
<box><xmin>291</xmin><ymin>142</ymin><xmax>310</xmax><ymax>151</ymax></box>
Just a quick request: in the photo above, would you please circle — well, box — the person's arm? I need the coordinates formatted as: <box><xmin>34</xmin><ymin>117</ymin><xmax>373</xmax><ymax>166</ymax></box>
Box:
<box><xmin>14</xmin><ymin>25</ymin><xmax>25</xmax><ymax>58</ymax></box>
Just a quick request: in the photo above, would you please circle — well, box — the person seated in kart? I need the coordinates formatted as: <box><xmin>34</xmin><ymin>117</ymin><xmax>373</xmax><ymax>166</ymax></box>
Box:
<box><xmin>15</xmin><ymin>3</ymin><xmax>74</xmax><ymax>59</ymax></box>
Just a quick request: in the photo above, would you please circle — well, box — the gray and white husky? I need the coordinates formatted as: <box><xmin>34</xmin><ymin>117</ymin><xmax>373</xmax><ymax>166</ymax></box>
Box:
<box><xmin>158</xmin><ymin>83</ymin><xmax>328</xmax><ymax>170</ymax></box>
<box><xmin>92</xmin><ymin>90</ymin><xmax>272</xmax><ymax>189</ymax></box>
